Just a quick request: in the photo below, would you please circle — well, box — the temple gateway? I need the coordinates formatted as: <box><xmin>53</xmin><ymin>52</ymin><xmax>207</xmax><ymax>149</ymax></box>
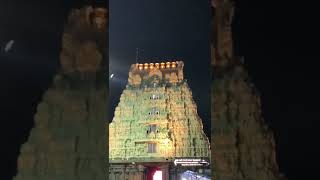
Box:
<box><xmin>109</xmin><ymin>61</ymin><xmax>211</xmax><ymax>180</ymax></box>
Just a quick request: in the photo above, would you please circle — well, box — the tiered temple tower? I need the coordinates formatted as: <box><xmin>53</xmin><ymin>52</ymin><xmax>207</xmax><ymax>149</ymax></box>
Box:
<box><xmin>14</xmin><ymin>6</ymin><xmax>108</xmax><ymax>180</ymax></box>
<box><xmin>109</xmin><ymin>61</ymin><xmax>211</xmax><ymax>179</ymax></box>
<box><xmin>211</xmin><ymin>0</ymin><xmax>286</xmax><ymax>179</ymax></box>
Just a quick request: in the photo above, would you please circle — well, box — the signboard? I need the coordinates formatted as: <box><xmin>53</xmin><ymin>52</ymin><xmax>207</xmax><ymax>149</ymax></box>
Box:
<box><xmin>174</xmin><ymin>158</ymin><xmax>209</xmax><ymax>166</ymax></box>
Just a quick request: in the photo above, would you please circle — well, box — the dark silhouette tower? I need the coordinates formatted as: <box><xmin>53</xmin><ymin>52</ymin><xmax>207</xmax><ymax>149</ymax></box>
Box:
<box><xmin>14</xmin><ymin>5</ymin><xmax>108</xmax><ymax>180</ymax></box>
<box><xmin>211</xmin><ymin>0</ymin><xmax>287</xmax><ymax>179</ymax></box>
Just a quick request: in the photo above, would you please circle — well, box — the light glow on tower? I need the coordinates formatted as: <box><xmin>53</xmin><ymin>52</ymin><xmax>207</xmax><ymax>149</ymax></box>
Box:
<box><xmin>153</xmin><ymin>170</ymin><xmax>162</xmax><ymax>180</ymax></box>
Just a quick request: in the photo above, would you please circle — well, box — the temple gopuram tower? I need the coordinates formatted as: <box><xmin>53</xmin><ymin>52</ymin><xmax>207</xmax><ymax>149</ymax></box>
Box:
<box><xmin>14</xmin><ymin>5</ymin><xmax>108</xmax><ymax>180</ymax></box>
<box><xmin>211</xmin><ymin>0</ymin><xmax>286</xmax><ymax>179</ymax></box>
<box><xmin>109</xmin><ymin>61</ymin><xmax>211</xmax><ymax>180</ymax></box>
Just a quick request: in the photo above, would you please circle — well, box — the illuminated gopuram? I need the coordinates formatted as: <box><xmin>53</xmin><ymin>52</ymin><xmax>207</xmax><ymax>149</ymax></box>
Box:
<box><xmin>109</xmin><ymin>61</ymin><xmax>211</xmax><ymax>180</ymax></box>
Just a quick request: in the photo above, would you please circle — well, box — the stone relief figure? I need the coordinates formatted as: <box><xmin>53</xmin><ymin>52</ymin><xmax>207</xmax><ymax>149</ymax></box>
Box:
<box><xmin>128</xmin><ymin>73</ymin><xmax>142</xmax><ymax>85</ymax></box>
<box><xmin>169</xmin><ymin>72</ymin><xmax>178</xmax><ymax>84</ymax></box>
<box><xmin>148</xmin><ymin>69</ymin><xmax>163</xmax><ymax>82</ymax></box>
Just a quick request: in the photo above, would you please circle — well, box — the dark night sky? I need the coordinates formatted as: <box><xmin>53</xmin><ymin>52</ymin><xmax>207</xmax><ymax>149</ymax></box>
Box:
<box><xmin>0</xmin><ymin>0</ymin><xmax>319</xmax><ymax>180</ymax></box>
<box><xmin>108</xmin><ymin>0</ymin><xmax>211</xmax><ymax>137</ymax></box>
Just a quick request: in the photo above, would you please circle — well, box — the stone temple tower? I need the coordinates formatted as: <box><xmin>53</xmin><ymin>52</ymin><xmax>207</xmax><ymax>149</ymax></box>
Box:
<box><xmin>211</xmin><ymin>0</ymin><xmax>287</xmax><ymax>179</ymax></box>
<box><xmin>14</xmin><ymin>6</ymin><xmax>108</xmax><ymax>180</ymax></box>
<box><xmin>109</xmin><ymin>61</ymin><xmax>211</xmax><ymax>179</ymax></box>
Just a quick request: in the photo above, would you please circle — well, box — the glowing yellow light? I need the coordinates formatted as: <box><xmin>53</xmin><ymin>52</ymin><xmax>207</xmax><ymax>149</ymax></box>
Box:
<box><xmin>166</xmin><ymin>62</ymin><xmax>171</xmax><ymax>68</ymax></box>
<box><xmin>171</xmin><ymin>62</ymin><xmax>176</xmax><ymax>68</ymax></box>
<box><xmin>144</xmin><ymin>63</ymin><xmax>149</xmax><ymax>69</ymax></box>
<box><xmin>153</xmin><ymin>170</ymin><xmax>162</xmax><ymax>180</ymax></box>
<box><xmin>138</xmin><ymin>64</ymin><xmax>143</xmax><ymax>70</ymax></box>
<box><xmin>160</xmin><ymin>62</ymin><xmax>165</xmax><ymax>69</ymax></box>
<box><xmin>149</xmin><ymin>63</ymin><xmax>154</xmax><ymax>69</ymax></box>
<box><xmin>155</xmin><ymin>63</ymin><xmax>160</xmax><ymax>68</ymax></box>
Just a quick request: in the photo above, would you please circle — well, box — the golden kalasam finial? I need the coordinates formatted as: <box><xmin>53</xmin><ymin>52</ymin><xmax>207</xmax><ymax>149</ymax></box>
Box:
<box><xmin>166</xmin><ymin>62</ymin><xmax>171</xmax><ymax>68</ymax></box>
<box><xmin>149</xmin><ymin>63</ymin><xmax>154</xmax><ymax>69</ymax></box>
<box><xmin>136</xmin><ymin>61</ymin><xmax>180</xmax><ymax>70</ymax></box>
<box><xmin>144</xmin><ymin>63</ymin><xmax>149</xmax><ymax>69</ymax></box>
<box><xmin>171</xmin><ymin>62</ymin><xmax>177</xmax><ymax>68</ymax></box>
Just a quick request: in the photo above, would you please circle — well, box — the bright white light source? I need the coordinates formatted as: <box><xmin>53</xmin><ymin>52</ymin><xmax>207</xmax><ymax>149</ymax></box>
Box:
<box><xmin>4</xmin><ymin>40</ymin><xmax>14</xmax><ymax>52</ymax></box>
<box><xmin>153</xmin><ymin>170</ymin><xmax>162</xmax><ymax>180</ymax></box>
<box><xmin>110</xmin><ymin>74</ymin><xmax>114</xmax><ymax>79</ymax></box>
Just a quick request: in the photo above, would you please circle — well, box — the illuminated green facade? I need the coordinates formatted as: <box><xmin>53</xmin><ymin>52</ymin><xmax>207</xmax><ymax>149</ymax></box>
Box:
<box><xmin>109</xmin><ymin>61</ymin><xmax>210</xmax><ymax>163</ymax></box>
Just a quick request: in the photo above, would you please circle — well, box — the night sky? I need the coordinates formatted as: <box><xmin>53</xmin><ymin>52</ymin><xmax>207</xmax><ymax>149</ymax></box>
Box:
<box><xmin>0</xmin><ymin>0</ymin><xmax>318</xmax><ymax>180</ymax></box>
<box><xmin>108</xmin><ymin>0</ymin><xmax>211</xmax><ymax>137</ymax></box>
